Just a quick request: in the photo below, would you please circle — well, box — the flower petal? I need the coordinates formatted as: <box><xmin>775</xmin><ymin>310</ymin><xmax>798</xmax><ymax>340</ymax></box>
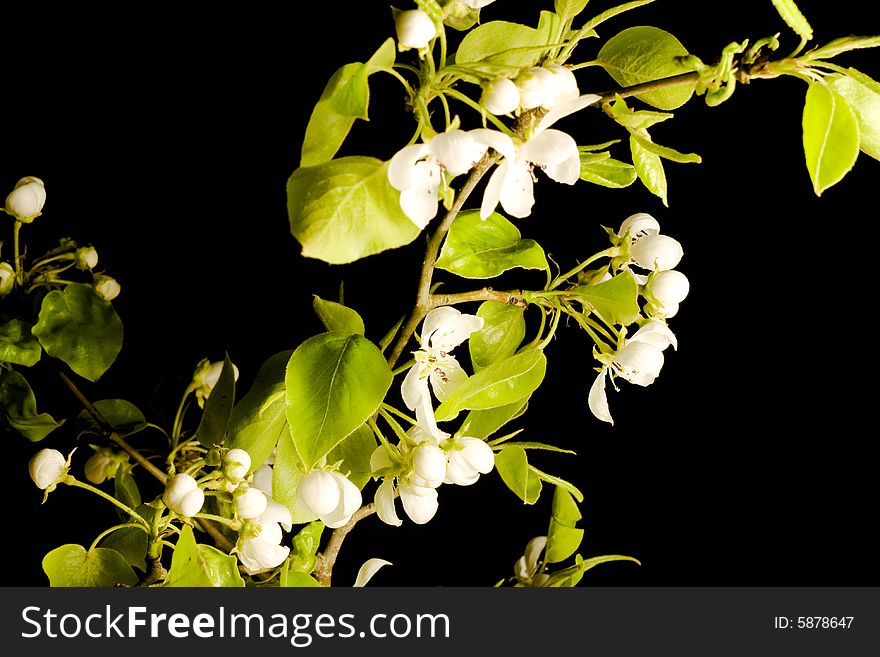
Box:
<box><xmin>398</xmin><ymin>160</ymin><xmax>441</xmax><ymax>229</ymax></box>
<box><xmin>401</xmin><ymin>364</ymin><xmax>427</xmax><ymax>412</ymax></box>
<box><xmin>353</xmin><ymin>558</ymin><xmax>393</xmax><ymax>587</ymax></box>
<box><xmin>237</xmin><ymin>537</ymin><xmax>290</xmax><ymax>575</ymax></box>
<box><xmin>588</xmin><ymin>368</ymin><xmax>614</xmax><ymax>425</ymax></box>
<box><xmin>430</xmin><ymin>356</ymin><xmax>468</xmax><ymax>402</ymax></box>
<box><xmin>499</xmin><ymin>162</ymin><xmax>536</xmax><ymax>218</ymax></box>
<box><xmin>320</xmin><ymin>472</ymin><xmax>363</xmax><ymax>528</ymax></box>
<box><xmin>388</xmin><ymin>143</ymin><xmax>429</xmax><ymax>190</ymax></box>
<box><xmin>522</xmin><ymin>535</ymin><xmax>548</xmax><ymax>576</ymax></box>
<box><xmin>429</xmin><ymin>130</ymin><xmax>488</xmax><ymax>178</ymax></box>
<box><xmin>399</xmin><ymin>482</ymin><xmax>440</xmax><ymax>524</ymax></box>
<box><xmin>469</xmin><ymin>128</ymin><xmax>517</xmax><ymax>161</ymax></box>
<box><xmin>480</xmin><ymin>164</ymin><xmax>506</xmax><ymax>220</ymax></box>
<box><xmin>520</xmin><ymin>129</ymin><xmax>578</xmax><ymax>167</ymax></box>
<box><xmin>260</xmin><ymin>499</ymin><xmax>293</xmax><ymax>532</ymax></box>
<box><xmin>422</xmin><ymin>307</ymin><xmax>485</xmax><ymax>353</ymax></box>
<box><xmin>536</xmin><ymin>94</ymin><xmax>601</xmax><ymax>133</ymax></box>
<box><xmin>375</xmin><ymin>478</ymin><xmax>402</xmax><ymax>527</ymax></box>
<box><xmin>252</xmin><ymin>464</ymin><xmax>273</xmax><ymax>495</ymax></box>
<box><xmin>543</xmin><ymin>153</ymin><xmax>580</xmax><ymax>185</ymax></box>
<box><xmin>630</xmin><ymin>318</ymin><xmax>678</xmax><ymax>351</ymax></box>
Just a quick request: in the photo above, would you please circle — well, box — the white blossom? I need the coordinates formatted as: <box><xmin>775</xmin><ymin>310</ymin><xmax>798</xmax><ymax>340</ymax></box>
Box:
<box><xmin>75</xmin><ymin>246</ymin><xmax>98</xmax><ymax>271</ymax></box>
<box><xmin>234</xmin><ymin>486</ymin><xmax>268</xmax><ymax>519</ymax></box>
<box><xmin>410</xmin><ymin>443</ymin><xmax>447</xmax><ymax>489</ymax></box>
<box><xmin>514</xmin><ymin>536</ymin><xmax>550</xmax><ymax>586</ymax></box>
<box><xmin>444</xmin><ymin>437</ymin><xmax>495</xmax><ymax>486</ymax></box>
<box><xmin>515</xmin><ymin>67</ymin><xmax>557</xmax><ymax>110</ymax></box>
<box><xmin>481</xmin><ymin>77</ymin><xmax>520</xmax><ymax>115</ymax></box>
<box><xmin>93</xmin><ymin>274</ymin><xmax>121</xmax><ymax>301</ymax></box>
<box><xmin>544</xmin><ymin>64</ymin><xmax>579</xmax><ymax>107</ymax></box>
<box><xmin>401</xmin><ymin>306</ymin><xmax>484</xmax><ymax>436</ymax></box>
<box><xmin>630</xmin><ymin>234</ymin><xmax>683</xmax><ymax>271</ymax></box>
<box><xmin>388</xmin><ymin>130</ymin><xmax>488</xmax><ymax>228</ymax></box>
<box><xmin>617</xmin><ymin>212</ymin><xmax>660</xmax><ymax>240</ymax></box>
<box><xmin>0</xmin><ymin>263</ymin><xmax>15</xmax><ymax>296</ymax></box>
<box><xmin>163</xmin><ymin>473</ymin><xmax>205</xmax><ymax>517</ymax></box>
<box><xmin>29</xmin><ymin>449</ymin><xmax>66</xmax><ymax>490</ymax></box>
<box><xmin>399</xmin><ymin>481</ymin><xmax>440</xmax><ymax>525</ymax></box>
<box><xmin>223</xmin><ymin>448</ymin><xmax>251</xmax><ymax>482</ymax></box>
<box><xmin>649</xmin><ymin>270</ymin><xmax>690</xmax><ymax>307</ymax></box>
<box><xmin>84</xmin><ymin>447</ymin><xmax>122</xmax><ymax>484</ymax></box>
<box><xmin>4</xmin><ymin>176</ymin><xmax>46</xmax><ymax>221</ymax></box>
<box><xmin>473</xmin><ymin>94</ymin><xmax>600</xmax><ymax>219</ymax></box>
<box><xmin>236</xmin><ymin>522</ymin><xmax>290</xmax><ymax>575</ymax></box>
<box><xmin>296</xmin><ymin>470</ymin><xmax>362</xmax><ymax>529</ymax></box>
<box><xmin>396</xmin><ymin>10</ymin><xmax>436</xmax><ymax>51</ymax></box>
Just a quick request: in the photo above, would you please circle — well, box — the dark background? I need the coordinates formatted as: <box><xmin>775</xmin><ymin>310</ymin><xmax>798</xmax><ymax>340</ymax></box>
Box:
<box><xmin>2</xmin><ymin>0</ymin><xmax>877</xmax><ymax>586</ymax></box>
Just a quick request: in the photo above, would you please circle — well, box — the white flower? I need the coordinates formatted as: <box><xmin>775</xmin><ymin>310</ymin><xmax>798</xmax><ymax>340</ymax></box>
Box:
<box><xmin>192</xmin><ymin>358</ymin><xmax>241</xmax><ymax>408</ymax></box>
<box><xmin>93</xmin><ymin>274</ymin><xmax>121</xmax><ymax>301</ymax></box>
<box><xmin>0</xmin><ymin>262</ymin><xmax>15</xmax><ymax>296</ymax></box>
<box><xmin>444</xmin><ymin>437</ymin><xmax>495</xmax><ymax>486</ymax></box>
<box><xmin>401</xmin><ymin>306</ymin><xmax>484</xmax><ymax>436</ymax></box>
<box><xmin>5</xmin><ymin>176</ymin><xmax>46</xmax><ymax>222</ymax></box>
<box><xmin>514</xmin><ymin>536</ymin><xmax>550</xmax><ymax>586</ymax></box>
<box><xmin>481</xmin><ymin>77</ymin><xmax>520</xmax><ymax>115</ymax></box>
<box><xmin>515</xmin><ymin>67</ymin><xmax>557</xmax><ymax>110</ymax></box>
<box><xmin>410</xmin><ymin>443</ymin><xmax>447</xmax><ymax>489</ymax></box>
<box><xmin>29</xmin><ymin>449</ymin><xmax>66</xmax><ymax>490</ymax></box>
<box><xmin>84</xmin><ymin>447</ymin><xmax>122</xmax><ymax>484</ymax></box>
<box><xmin>223</xmin><ymin>448</ymin><xmax>251</xmax><ymax>481</ymax></box>
<box><xmin>75</xmin><ymin>246</ymin><xmax>99</xmax><ymax>271</ymax></box>
<box><xmin>649</xmin><ymin>270</ymin><xmax>690</xmax><ymax>307</ymax></box>
<box><xmin>236</xmin><ymin>522</ymin><xmax>290</xmax><ymax>575</ymax></box>
<box><xmin>396</xmin><ymin>10</ymin><xmax>437</xmax><ymax>51</ymax></box>
<box><xmin>587</xmin><ymin>324</ymin><xmax>677</xmax><ymax>425</ymax></box>
<box><xmin>163</xmin><ymin>473</ymin><xmax>205</xmax><ymax>516</ymax></box>
<box><xmin>399</xmin><ymin>481</ymin><xmax>440</xmax><ymax>525</ymax></box>
<box><xmin>234</xmin><ymin>486</ymin><xmax>268</xmax><ymax>519</ymax></box>
<box><xmin>630</xmin><ymin>234</ymin><xmax>683</xmax><ymax>271</ymax></box>
<box><xmin>617</xmin><ymin>212</ymin><xmax>660</xmax><ymax>240</ymax></box>
<box><xmin>544</xmin><ymin>64</ymin><xmax>579</xmax><ymax>107</ymax></box>
<box><xmin>296</xmin><ymin>470</ymin><xmax>362</xmax><ymax>529</ymax></box>
<box><xmin>388</xmin><ymin>130</ymin><xmax>488</xmax><ymax>229</ymax></box>
<box><xmin>474</xmin><ymin>94</ymin><xmax>601</xmax><ymax>219</ymax></box>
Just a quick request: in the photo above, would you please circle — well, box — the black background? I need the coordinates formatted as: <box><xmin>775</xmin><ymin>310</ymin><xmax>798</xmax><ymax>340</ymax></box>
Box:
<box><xmin>2</xmin><ymin>0</ymin><xmax>878</xmax><ymax>587</ymax></box>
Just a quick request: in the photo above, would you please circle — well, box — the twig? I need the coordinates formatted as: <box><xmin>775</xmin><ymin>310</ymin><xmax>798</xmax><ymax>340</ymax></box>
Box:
<box><xmin>313</xmin><ymin>504</ymin><xmax>377</xmax><ymax>586</ymax></box>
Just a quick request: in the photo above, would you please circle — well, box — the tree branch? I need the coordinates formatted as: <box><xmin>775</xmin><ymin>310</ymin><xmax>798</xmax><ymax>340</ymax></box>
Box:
<box><xmin>313</xmin><ymin>503</ymin><xmax>377</xmax><ymax>586</ymax></box>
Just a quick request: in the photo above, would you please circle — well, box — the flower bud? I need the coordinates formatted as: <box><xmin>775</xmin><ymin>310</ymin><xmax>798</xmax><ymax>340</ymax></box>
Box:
<box><xmin>515</xmin><ymin>67</ymin><xmax>556</xmax><ymax>110</ymax></box>
<box><xmin>0</xmin><ymin>262</ymin><xmax>14</xmax><ymax>296</ymax></box>
<box><xmin>75</xmin><ymin>246</ymin><xmax>99</xmax><ymax>271</ymax></box>
<box><xmin>481</xmin><ymin>77</ymin><xmax>520</xmax><ymax>115</ymax></box>
<box><xmin>649</xmin><ymin>270</ymin><xmax>690</xmax><ymax>306</ymax></box>
<box><xmin>5</xmin><ymin>177</ymin><xmax>46</xmax><ymax>222</ymax></box>
<box><xmin>84</xmin><ymin>447</ymin><xmax>122</xmax><ymax>484</ymax></box>
<box><xmin>163</xmin><ymin>473</ymin><xmax>205</xmax><ymax>516</ymax></box>
<box><xmin>236</xmin><ymin>526</ymin><xmax>290</xmax><ymax>575</ymax></box>
<box><xmin>192</xmin><ymin>359</ymin><xmax>241</xmax><ymax>408</ymax></box>
<box><xmin>320</xmin><ymin>472</ymin><xmax>362</xmax><ymax>529</ymax></box>
<box><xmin>544</xmin><ymin>64</ymin><xmax>579</xmax><ymax>106</ymax></box>
<box><xmin>93</xmin><ymin>274</ymin><xmax>121</xmax><ymax>301</ymax></box>
<box><xmin>234</xmin><ymin>486</ymin><xmax>269</xmax><ymax>519</ymax></box>
<box><xmin>396</xmin><ymin>10</ymin><xmax>436</xmax><ymax>50</ymax></box>
<box><xmin>399</xmin><ymin>481</ymin><xmax>439</xmax><ymax>525</ymax></box>
<box><xmin>617</xmin><ymin>212</ymin><xmax>660</xmax><ymax>240</ymax></box>
<box><xmin>410</xmin><ymin>444</ymin><xmax>447</xmax><ymax>489</ymax></box>
<box><xmin>630</xmin><ymin>234</ymin><xmax>683</xmax><ymax>271</ymax></box>
<box><xmin>29</xmin><ymin>449</ymin><xmax>66</xmax><ymax>490</ymax></box>
<box><xmin>223</xmin><ymin>448</ymin><xmax>251</xmax><ymax>481</ymax></box>
<box><xmin>444</xmin><ymin>437</ymin><xmax>494</xmax><ymax>485</ymax></box>
<box><xmin>296</xmin><ymin>470</ymin><xmax>341</xmax><ymax>517</ymax></box>
<box><xmin>615</xmin><ymin>341</ymin><xmax>664</xmax><ymax>387</ymax></box>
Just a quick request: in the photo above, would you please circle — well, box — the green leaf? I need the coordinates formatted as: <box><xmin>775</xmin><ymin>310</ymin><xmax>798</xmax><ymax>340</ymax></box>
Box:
<box><xmin>495</xmin><ymin>446</ymin><xmax>542</xmax><ymax>504</ymax></box>
<box><xmin>325</xmin><ymin>423</ymin><xmax>377</xmax><ymax>489</ymax></box>
<box><xmin>469</xmin><ymin>301</ymin><xmax>526</xmax><ymax>372</ymax></box>
<box><xmin>435</xmin><ymin>349</ymin><xmax>546</xmax><ymax>421</ymax></box>
<box><xmin>285</xmin><ymin>332</ymin><xmax>391</xmax><ymax>470</ymax></box>
<box><xmin>31</xmin><ymin>283</ymin><xmax>123</xmax><ymax>381</ymax></box>
<box><xmin>114</xmin><ymin>469</ymin><xmax>141</xmax><ymax>510</ymax></box>
<box><xmin>530</xmin><ymin>466</ymin><xmax>584</xmax><ymax>503</ymax></box>
<box><xmin>829</xmin><ymin>71</ymin><xmax>880</xmax><ymax>161</ymax></box>
<box><xmin>165</xmin><ymin>525</ymin><xmax>245</xmax><ymax>587</ymax></box>
<box><xmin>579</xmin><ymin>155</ymin><xmax>638</xmax><ymax>188</ymax></box>
<box><xmin>546</xmin><ymin>487</ymin><xmax>584</xmax><ymax>564</ymax></box>
<box><xmin>455</xmin><ymin>14</ymin><xmax>554</xmax><ymax>68</ymax></box>
<box><xmin>280</xmin><ymin>568</ymin><xmax>322</xmax><ymax>588</ymax></box>
<box><xmin>572</xmin><ymin>271</ymin><xmax>640</xmax><ymax>326</ymax></box>
<box><xmin>288</xmin><ymin>156</ymin><xmax>421</xmax><ymax>264</ymax></box>
<box><xmin>313</xmin><ymin>296</ymin><xmax>365</xmax><ymax>335</ymax></box>
<box><xmin>554</xmin><ymin>0</ymin><xmax>589</xmax><ymax>21</ymax></box>
<box><xmin>458</xmin><ymin>399</ymin><xmax>528</xmax><ymax>440</ymax></box>
<box><xmin>196</xmin><ymin>354</ymin><xmax>236</xmax><ymax>448</ymax></box>
<box><xmin>300</xmin><ymin>40</ymin><xmax>395</xmax><ymax>167</ymax></box>
<box><xmin>435</xmin><ymin>210</ymin><xmax>548</xmax><ymax>279</ymax></box>
<box><xmin>802</xmin><ymin>82</ymin><xmax>860</xmax><ymax>196</ymax></box>
<box><xmin>0</xmin><ymin>370</ymin><xmax>63</xmax><ymax>441</ymax></box>
<box><xmin>806</xmin><ymin>36</ymin><xmax>880</xmax><ymax>61</ymax></box>
<box><xmin>609</xmin><ymin>99</ymin><xmax>674</xmax><ymax>130</ymax></box>
<box><xmin>329</xmin><ymin>38</ymin><xmax>395</xmax><ymax>119</ymax></box>
<box><xmin>545</xmin><ymin>554</ymin><xmax>641</xmax><ymax>587</ymax></box>
<box><xmin>273</xmin><ymin>430</ymin><xmax>317</xmax><ymax>524</ymax></box>
<box><xmin>98</xmin><ymin>505</ymin><xmax>156</xmax><ymax>572</ymax></box>
<box><xmin>597</xmin><ymin>26</ymin><xmax>694</xmax><ymax>110</ymax></box>
<box><xmin>77</xmin><ymin>399</ymin><xmax>146</xmax><ymax>437</ymax></box>
<box><xmin>43</xmin><ymin>544</ymin><xmax>138</xmax><ymax>587</ymax></box>
<box><xmin>227</xmin><ymin>350</ymin><xmax>292</xmax><ymax>472</ymax></box>
<box><xmin>292</xmin><ymin>521</ymin><xmax>325</xmax><ymax>559</ymax></box>
<box><xmin>770</xmin><ymin>0</ymin><xmax>812</xmax><ymax>41</ymax></box>
<box><xmin>0</xmin><ymin>319</ymin><xmax>41</xmax><ymax>366</ymax></box>
<box><xmin>630</xmin><ymin>134</ymin><xmax>668</xmax><ymax>205</ymax></box>
<box><xmin>630</xmin><ymin>131</ymin><xmax>701</xmax><ymax>164</ymax></box>
<box><xmin>496</xmin><ymin>441</ymin><xmax>575</xmax><ymax>455</ymax></box>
